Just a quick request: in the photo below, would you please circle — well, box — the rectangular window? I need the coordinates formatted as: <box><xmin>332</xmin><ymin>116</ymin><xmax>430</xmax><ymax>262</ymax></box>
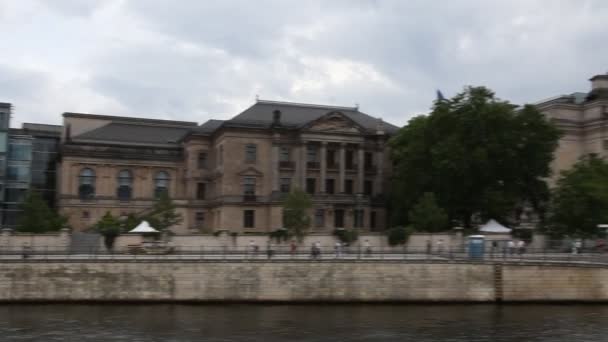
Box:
<box><xmin>334</xmin><ymin>209</ymin><xmax>345</xmax><ymax>228</ymax></box>
<box><xmin>245</xmin><ymin>144</ymin><xmax>257</xmax><ymax>163</ymax></box>
<box><xmin>279</xmin><ymin>147</ymin><xmax>290</xmax><ymax>162</ymax></box>
<box><xmin>315</xmin><ymin>209</ymin><xmax>325</xmax><ymax>228</ymax></box>
<box><xmin>370</xmin><ymin>211</ymin><xmax>377</xmax><ymax>231</ymax></box>
<box><xmin>354</xmin><ymin>209</ymin><xmax>365</xmax><ymax>228</ymax></box>
<box><xmin>364</xmin><ymin>152</ymin><xmax>373</xmax><ymax>168</ymax></box>
<box><xmin>364</xmin><ymin>180</ymin><xmax>373</xmax><ymax>196</ymax></box>
<box><xmin>307</xmin><ymin>145</ymin><xmax>317</xmax><ymax>162</ymax></box>
<box><xmin>243</xmin><ymin>177</ymin><xmax>256</xmax><ymax>196</ymax></box>
<box><xmin>345</xmin><ymin>150</ymin><xmax>354</xmax><ymax>169</ymax></box>
<box><xmin>7</xmin><ymin>165</ymin><xmax>29</xmax><ymax>182</ymax></box>
<box><xmin>306</xmin><ymin>178</ymin><xmax>316</xmax><ymax>194</ymax></box>
<box><xmin>326</xmin><ymin>179</ymin><xmax>335</xmax><ymax>194</ymax></box>
<box><xmin>196</xmin><ymin>183</ymin><xmax>206</xmax><ymax>200</ymax></box>
<box><xmin>197</xmin><ymin>152</ymin><xmax>208</xmax><ymax>169</ymax></box>
<box><xmin>326</xmin><ymin>150</ymin><xmax>336</xmax><ymax>167</ymax></box>
<box><xmin>195</xmin><ymin>211</ymin><xmax>205</xmax><ymax>226</ymax></box>
<box><xmin>344</xmin><ymin>179</ymin><xmax>353</xmax><ymax>194</ymax></box>
<box><xmin>243</xmin><ymin>210</ymin><xmax>255</xmax><ymax>228</ymax></box>
<box><xmin>8</xmin><ymin>142</ymin><xmax>32</xmax><ymax>161</ymax></box>
<box><xmin>280</xmin><ymin>178</ymin><xmax>291</xmax><ymax>193</ymax></box>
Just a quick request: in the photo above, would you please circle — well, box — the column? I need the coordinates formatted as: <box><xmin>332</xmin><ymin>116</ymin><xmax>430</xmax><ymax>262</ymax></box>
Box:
<box><xmin>320</xmin><ymin>142</ymin><xmax>327</xmax><ymax>193</ymax></box>
<box><xmin>375</xmin><ymin>145</ymin><xmax>384</xmax><ymax>197</ymax></box>
<box><xmin>339</xmin><ymin>143</ymin><xmax>346</xmax><ymax>193</ymax></box>
<box><xmin>271</xmin><ymin>143</ymin><xmax>279</xmax><ymax>193</ymax></box>
<box><xmin>357</xmin><ymin>145</ymin><xmax>364</xmax><ymax>194</ymax></box>
<box><xmin>300</xmin><ymin>141</ymin><xmax>307</xmax><ymax>190</ymax></box>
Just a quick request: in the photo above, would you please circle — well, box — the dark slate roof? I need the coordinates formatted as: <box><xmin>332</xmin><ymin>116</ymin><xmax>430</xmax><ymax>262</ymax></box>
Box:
<box><xmin>229</xmin><ymin>100</ymin><xmax>399</xmax><ymax>133</ymax></box>
<box><xmin>73</xmin><ymin>122</ymin><xmax>192</xmax><ymax>146</ymax></box>
<box><xmin>63</xmin><ymin>112</ymin><xmax>197</xmax><ymax>127</ymax></box>
<box><xmin>196</xmin><ymin>119</ymin><xmax>225</xmax><ymax>134</ymax></box>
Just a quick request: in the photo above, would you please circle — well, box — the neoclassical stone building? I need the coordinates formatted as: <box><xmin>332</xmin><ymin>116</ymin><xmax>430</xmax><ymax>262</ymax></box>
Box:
<box><xmin>58</xmin><ymin>100</ymin><xmax>398</xmax><ymax>233</ymax></box>
<box><xmin>536</xmin><ymin>73</ymin><xmax>608</xmax><ymax>181</ymax></box>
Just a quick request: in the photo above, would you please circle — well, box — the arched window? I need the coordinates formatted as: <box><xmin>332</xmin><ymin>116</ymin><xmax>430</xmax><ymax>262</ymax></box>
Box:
<box><xmin>154</xmin><ymin>171</ymin><xmax>170</xmax><ymax>198</ymax></box>
<box><xmin>78</xmin><ymin>168</ymin><xmax>95</xmax><ymax>199</ymax></box>
<box><xmin>117</xmin><ymin>169</ymin><xmax>133</xmax><ymax>201</ymax></box>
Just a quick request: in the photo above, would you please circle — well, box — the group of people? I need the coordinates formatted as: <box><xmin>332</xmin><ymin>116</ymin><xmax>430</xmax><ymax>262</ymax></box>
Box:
<box><xmin>246</xmin><ymin>239</ymin><xmax>374</xmax><ymax>259</ymax></box>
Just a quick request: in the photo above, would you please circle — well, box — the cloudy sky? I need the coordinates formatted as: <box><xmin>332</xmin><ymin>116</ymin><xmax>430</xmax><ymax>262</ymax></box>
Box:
<box><xmin>0</xmin><ymin>0</ymin><xmax>607</xmax><ymax>127</ymax></box>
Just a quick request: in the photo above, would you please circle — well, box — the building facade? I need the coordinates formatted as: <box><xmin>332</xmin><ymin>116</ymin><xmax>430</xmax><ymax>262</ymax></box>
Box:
<box><xmin>536</xmin><ymin>73</ymin><xmax>608</xmax><ymax>181</ymax></box>
<box><xmin>58</xmin><ymin>100</ymin><xmax>397</xmax><ymax>234</ymax></box>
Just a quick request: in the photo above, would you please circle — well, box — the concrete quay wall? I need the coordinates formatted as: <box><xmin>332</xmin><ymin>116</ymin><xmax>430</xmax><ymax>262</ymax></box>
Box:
<box><xmin>0</xmin><ymin>261</ymin><xmax>606</xmax><ymax>302</ymax></box>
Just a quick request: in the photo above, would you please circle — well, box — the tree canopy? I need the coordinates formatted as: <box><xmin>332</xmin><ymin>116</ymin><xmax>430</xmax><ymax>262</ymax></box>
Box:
<box><xmin>547</xmin><ymin>155</ymin><xmax>608</xmax><ymax>238</ymax></box>
<box><xmin>144</xmin><ymin>192</ymin><xmax>183</xmax><ymax>232</ymax></box>
<box><xmin>390</xmin><ymin>86</ymin><xmax>560</xmax><ymax>228</ymax></box>
<box><xmin>408</xmin><ymin>192</ymin><xmax>449</xmax><ymax>232</ymax></box>
<box><xmin>16</xmin><ymin>191</ymin><xmax>67</xmax><ymax>233</ymax></box>
<box><xmin>282</xmin><ymin>188</ymin><xmax>312</xmax><ymax>242</ymax></box>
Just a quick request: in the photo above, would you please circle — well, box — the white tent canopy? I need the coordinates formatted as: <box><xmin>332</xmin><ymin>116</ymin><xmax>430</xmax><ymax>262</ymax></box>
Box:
<box><xmin>479</xmin><ymin>219</ymin><xmax>511</xmax><ymax>233</ymax></box>
<box><xmin>128</xmin><ymin>221</ymin><xmax>159</xmax><ymax>233</ymax></box>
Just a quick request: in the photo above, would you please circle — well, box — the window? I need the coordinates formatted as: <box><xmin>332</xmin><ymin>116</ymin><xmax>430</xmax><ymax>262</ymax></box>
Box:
<box><xmin>154</xmin><ymin>171</ymin><xmax>170</xmax><ymax>198</ymax></box>
<box><xmin>117</xmin><ymin>170</ymin><xmax>133</xmax><ymax>201</ymax></box>
<box><xmin>195</xmin><ymin>211</ymin><xmax>205</xmax><ymax>226</ymax></box>
<box><xmin>280</xmin><ymin>178</ymin><xmax>291</xmax><ymax>193</ymax></box>
<box><xmin>78</xmin><ymin>168</ymin><xmax>95</xmax><ymax>199</ymax></box>
<box><xmin>82</xmin><ymin>211</ymin><xmax>90</xmax><ymax>219</ymax></box>
<box><xmin>243</xmin><ymin>210</ymin><xmax>255</xmax><ymax>228</ymax></box>
<box><xmin>364</xmin><ymin>152</ymin><xmax>373</xmax><ymax>168</ymax></box>
<box><xmin>364</xmin><ymin>180</ymin><xmax>373</xmax><ymax>196</ymax></box>
<box><xmin>306</xmin><ymin>178</ymin><xmax>316</xmax><ymax>194</ymax></box>
<box><xmin>326</xmin><ymin>150</ymin><xmax>336</xmax><ymax>167</ymax></box>
<box><xmin>370</xmin><ymin>211</ymin><xmax>377</xmax><ymax>231</ymax></box>
<box><xmin>345</xmin><ymin>179</ymin><xmax>354</xmax><ymax>194</ymax></box>
<box><xmin>315</xmin><ymin>209</ymin><xmax>325</xmax><ymax>228</ymax></box>
<box><xmin>307</xmin><ymin>145</ymin><xmax>317</xmax><ymax>162</ymax></box>
<box><xmin>334</xmin><ymin>209</ymin><xmax>345</xmax><ymax>228</ymax></box>
<box><xmin>326</xmin><ymin>179</ymin><xmax>335</xmax><ymax>194</ymax></box>
<box><xmin>6</xmin><ymin>165</ymin><xmax>29</xmax><ymax>182</ymax></box>
<box><xmin>8</xmin><ymin>141</ymin><xmax>32</xmax><ymax>161</ymax></box>
<box><xmin>243</xmin><ymin>177</ymin><xmax>256</xmax><ymax>196</ymax></box>
<box><xmin>354</xmin><ymin>209</ymin><xmax>365</xmax><ymax>228</ymax></box>
<box><xmin>279</xmin><ymin>147</ymin><xmax>290</xmax><ymax>162</ymax></box>
<box><xmin>345</xmin><ymin>150</ymin><xmax>354</xmax><ymax>169</ymax></box>
<box><xmin>198</xmin><ymin>152</ymin><xmax>208</xmax><ymax>169</ymax></box>
<box><xmin>196</xmin><ymin>183</ymin><xmax>206</xmax><ymax>200</ymax></box>
<box><xmin>245</xmin><ymin>144</ymin><xmax>257</xmax><ymax>163</ymax></box>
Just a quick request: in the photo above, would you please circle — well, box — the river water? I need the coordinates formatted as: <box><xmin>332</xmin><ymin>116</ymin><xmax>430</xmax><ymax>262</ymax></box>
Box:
<box><xmin>1</xmin><ymin>304</ymin><xmax>607</xmax><ymax>341</ymax></box>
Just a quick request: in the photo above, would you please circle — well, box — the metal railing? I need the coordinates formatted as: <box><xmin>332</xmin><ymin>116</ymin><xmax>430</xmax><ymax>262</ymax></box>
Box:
<box><xmin>3</xmin><ymin>245</ymin><xmax>608</xmax><ymax>265</ymax></box>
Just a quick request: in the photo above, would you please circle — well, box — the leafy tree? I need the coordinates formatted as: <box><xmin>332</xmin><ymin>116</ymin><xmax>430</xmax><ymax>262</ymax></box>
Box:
<box><xmin>386</xmin><ymin>226</ymin><xmax>414</xmax><ymax>246</ymax></box>
<box><xmin>408</xmin><ymin>192</ymin><xmax>449</xmax><ymax>232</ymax></box>
<box><xmin>282</xmin><ymin>188</ymin><xmax>312</xmax><ymax>242</ymax></box>
<box><xmin>121</xmin><ymin>213</ymin><xmax>141</xmax><ymax>232</ymax></box>
<box><xmin>17</xmin><ymin>191</ymin><xmax>67</xmax><ymax>233</ymax></box>
<box><xmin>144</xmin><ymin>192</ymin><xmax>183</xmax><ymax>232</ymax></box>
<box><xmin>547</xmin><ymin>155</ymin><xmax>608</xmax><ymax>238</ymax></box>
<box><xmin>94</xmin><ymin>211</ymin><xmax>122</xmax><ymax>250</ymax></box>
<box><xmin>390</xmin><ymin>86</ymin><xmax>560</xmax><ymax>228</ymax></box>
<box><xmin>333</xmin><ymin>228</ymin><xmax>359</xmax><ymax>245</ymax></box>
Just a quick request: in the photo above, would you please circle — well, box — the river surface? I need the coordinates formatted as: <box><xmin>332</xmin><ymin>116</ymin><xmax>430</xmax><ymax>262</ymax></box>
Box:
<box><xmin>0</xmin><ymin>304</ymin><xmax>607</xmax><ymax>341</ymax></box>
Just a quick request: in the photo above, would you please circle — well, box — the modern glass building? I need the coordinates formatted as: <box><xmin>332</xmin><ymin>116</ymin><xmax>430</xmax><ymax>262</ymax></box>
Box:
<box><xmin>0</xmin><ymin>103</ymin><xmax>61</xmax><ymax>228</ymax></box>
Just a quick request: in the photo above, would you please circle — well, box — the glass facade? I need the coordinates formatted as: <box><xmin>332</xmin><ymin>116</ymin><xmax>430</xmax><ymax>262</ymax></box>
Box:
<box><xmin>0</xmin><ymin>126</ymin><xmax>60</xmax><ymax>228</ymax></box>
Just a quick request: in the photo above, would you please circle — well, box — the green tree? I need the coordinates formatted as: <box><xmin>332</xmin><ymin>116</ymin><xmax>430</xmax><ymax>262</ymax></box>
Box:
<box><xmin>144</xmin><ymin>192</ymin><xmax>183</xmax><ymax>232</ymax></box>
<box><xmin>94</xmin><ymin>211</ymin><xmax>122</xmax><ymax>250</ymax></box>
<box><xmin>548</xmin><ymin>155</ymin><xmax>608</xmax><ymax>238</ymax></box>
<box><xmin>282</xmin><ymin>188</ymin><xmax>312</xmax><ymax>242</ymax></box>
<box><xmin>16</xmin><ymin>191</ymin><xmax>67</xmax><ymax>233</ymax></box>
<box><xmin>121</xmin><ymin>213</ymin><xmax>141</xmax><ymax>232</ymax></box>
<box><xmin>390</xmin><ymin>86</ymin><xmax>560</xmax><ymax>228</ymax></box>
<box><xmin>386</xmin><ymin>226</ymin><xmax>414</xmax><ymax>246</ymax></box>
<box><xmin>408</xmin><ymin>192</ymin><xmax>449</xmax><ymax>232</ymax></box>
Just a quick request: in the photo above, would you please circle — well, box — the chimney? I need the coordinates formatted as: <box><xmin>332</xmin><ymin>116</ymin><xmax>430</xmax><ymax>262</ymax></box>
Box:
<box><xmin>272</xmin><ymin>110</ymin><xmax>281</xmax><ymax>126</ymax></box>
<box><xmin>590</xmin><ymin>73</ymin><xmax>608</xmax><ymax>90</ymax></box>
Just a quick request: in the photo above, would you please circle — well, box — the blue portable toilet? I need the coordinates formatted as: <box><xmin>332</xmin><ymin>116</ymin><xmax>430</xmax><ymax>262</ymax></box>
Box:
<box><xmin>468</xmin><ymin>235</ymin><xmax>485</xmax><ymax>259</ymax></box>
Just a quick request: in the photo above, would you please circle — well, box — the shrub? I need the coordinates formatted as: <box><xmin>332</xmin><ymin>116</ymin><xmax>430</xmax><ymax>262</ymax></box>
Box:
<box><xmin>333</xmin><ymin>229</ymin><xmax>359</xmax><ymax>245</ymax></box>
<box><xmin>387</xmin><ymin>226</ymin><xmax>414</xmax><ymax>246</ymax></box>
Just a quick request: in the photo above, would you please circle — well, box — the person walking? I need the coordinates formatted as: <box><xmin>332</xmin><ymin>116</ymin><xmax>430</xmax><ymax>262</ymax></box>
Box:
<box><xmin>315</xmin><ymin>241</ymin><xmax>322</xmax><ymax>259</ymax></box>
<box><xmin>507</xmin><ymin>240</ymin><xmax>515</xmax><ymax>256</ymax></box>
<box><xmin>517</xmin><ymin>240</ymin><xmax>525</xmax><ymax>256</ymax></box>
<box><xmin>248</xmin><ymin>240</ymin><xmax>255</xmax><ymax>258</ymax></box>
<box><xmin>266</xmin><ymin>242</ymin><xmax>274</xmax><ymax>259</ymax></box>
<box><xmin>364</xmin><ymin>240</ymin><xmax>372</xmax><ymax>258</ymax></box>
<box><xmin>290</xmin><ymin>240</ymin><xmax>297</xmax><ymax>258</ymax></box>
<box><xmin>436</xmin><ymin>239</ymin><xmax>444</xmax><ymax>256</ymax></box>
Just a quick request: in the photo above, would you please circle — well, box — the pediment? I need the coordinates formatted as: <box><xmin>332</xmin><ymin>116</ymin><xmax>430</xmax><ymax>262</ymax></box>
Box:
<box><xmin>237</xmin><ymin>166</ymin><xmax>264</xmax><ymax>177</ymax></box>
<box><xmin>305</xmin><ymin>112</ymin><xmax>363</xmax><ymax>133</ymax></box>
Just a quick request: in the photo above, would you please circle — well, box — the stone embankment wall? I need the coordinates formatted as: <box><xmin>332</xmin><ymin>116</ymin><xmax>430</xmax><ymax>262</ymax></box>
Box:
<box><xmin>0</xmin><ymin>261</ymin><xmax>606</xmax><ymax>302</ymax></box>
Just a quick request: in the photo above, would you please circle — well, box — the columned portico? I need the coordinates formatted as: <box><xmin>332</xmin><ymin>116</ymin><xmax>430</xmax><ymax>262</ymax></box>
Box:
<box><xmin>300</xmin><ymin>141</ymin><xmax>308</xmax><ymax>190</ymax></box>
<box><xmin>320</xmin><ymin>142</ymin><xmax>327</xmax><ymax>193</ymax></box>
<box><xmin>376</xmin><ymin>143</ymin><xmax>384</xmax><ymax>196</ymax></box>
<box><xmin>339</xmin><ymin>143</ymin><xmax>346</xmax><ymax>193</ymax></box>
<box><xmin>357</xmin><ymin>145</ymin><xmax>364</xmax><ymax>194</ymax></box>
